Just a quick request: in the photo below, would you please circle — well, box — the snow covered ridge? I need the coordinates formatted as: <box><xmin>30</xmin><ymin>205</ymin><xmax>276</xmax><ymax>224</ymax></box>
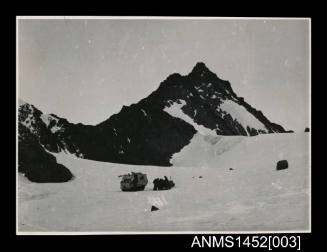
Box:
<box><xmin>164</xmin><ymin>100</ymin><xmax>217</xmax><ymax>136</ymax></box>
<box><xmin>39</xmin><ymin>113</ymin><xmax>64</xmax><ymax>133</ymax></box>
<box><xmin>163</xmin><ymin>98</ymin><xmax>269</xmax><ymax>137</ymax></box>
<box><xmin>218</xmin><ymin>100</ymin><xmax>268</xmax><ymax>135</ymax></box>
<box><xmin>18</xmin><ymin>101</ymin><xmax>77</xmax><ymax>156</ymax></box>
<box><xmin>19</xmin><ymin>102</ymin><xmax>64</xmax><ymax>134</ymax></box>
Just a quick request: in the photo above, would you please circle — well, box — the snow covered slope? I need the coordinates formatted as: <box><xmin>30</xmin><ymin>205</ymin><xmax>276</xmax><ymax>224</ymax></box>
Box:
<box><xmin>164</xmin><ymin>100</ymin><xmax>217</xmax><ymax>136</ymax></box>
<box><xmin>18</xmin><ymin>133</ymin><xmax>309</xmax><ymax>232</ymax></box>
<box><xmin>170</xmin><ymin>134</ymin><xmax>245</xmax><ymax>167</ymax></box>
<box><xmin>218</xmin><ymin>100</ymin><xmax>267</xmax><ymax>135</ymax></box>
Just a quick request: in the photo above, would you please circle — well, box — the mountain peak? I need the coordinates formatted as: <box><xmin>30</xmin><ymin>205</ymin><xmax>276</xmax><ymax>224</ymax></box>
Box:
<box><xmin>189</xmin><ymin>62</ymin><xmax>210</xmax><ymax>76</ymax></box>
<box><xmin>18</xmin><ymin>63</ymin><xmax>287</xmax><ymax>168</ymax></box>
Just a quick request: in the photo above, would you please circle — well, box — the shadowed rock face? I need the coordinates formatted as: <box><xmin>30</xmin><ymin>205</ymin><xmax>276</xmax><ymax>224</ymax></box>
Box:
<box><xmin>18</xmin><ymin>62</ymin><xmax>287</xmax><ymax>167</ymax></box>
<box><xmin>18</xmin><ymin>123</ymin><xmax>73</xmax><ymax>183</ymax></box>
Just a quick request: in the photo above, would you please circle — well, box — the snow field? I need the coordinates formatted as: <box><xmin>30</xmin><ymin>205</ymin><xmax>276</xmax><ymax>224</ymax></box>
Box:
<box><xmin>18</xmin><ymin>133</ymin><xmax>310</xmax><ymax>232</ymax></box>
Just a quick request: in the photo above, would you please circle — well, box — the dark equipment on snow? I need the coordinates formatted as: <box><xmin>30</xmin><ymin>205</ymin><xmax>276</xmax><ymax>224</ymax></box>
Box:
<box><xmin>276</xmin><ymin>160</ymin><xmax>288</xmax><ymax>170</ymax></box>
<box><xmin>151</xmin><ymin>205</ymin><xmax>159</xmax><ymax>212</ymax></box>
<box><xmin>119</xmin><ymin>172</ymin><xmax>148</xmax><ymax>191</ymax></box>
<box><xmin>153</xmin><ymin>176</ymin><xmax>175</xmax><ymax>190</ymax></box>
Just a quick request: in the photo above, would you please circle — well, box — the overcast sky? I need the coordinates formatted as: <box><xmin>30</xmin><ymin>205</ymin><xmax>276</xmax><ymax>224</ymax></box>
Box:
<box><xmin>18</xmin><ymin>18</ymin><xmax>310</xmax><ymax>132</ymax></box>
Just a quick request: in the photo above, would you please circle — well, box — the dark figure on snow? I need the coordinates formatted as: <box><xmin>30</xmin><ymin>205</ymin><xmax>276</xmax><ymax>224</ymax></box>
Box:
<box><xmin>153</xmin><ymin>176</ymin><xmax>175</xmax><ymax>191</ymax></box>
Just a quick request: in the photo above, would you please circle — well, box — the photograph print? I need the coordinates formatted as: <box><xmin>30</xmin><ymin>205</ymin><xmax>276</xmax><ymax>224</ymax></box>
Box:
<box><xmin>17</xmin><ymin>16</ymin><xmax>311</xmax><ymax>233</ymax></box>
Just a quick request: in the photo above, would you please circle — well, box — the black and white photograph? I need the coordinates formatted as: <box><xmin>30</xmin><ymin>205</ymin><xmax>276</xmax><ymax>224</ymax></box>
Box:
<box><xmin>16</xmin><ymin>16</ymin><xmax>311</xmax><ymax>234</ymax></box>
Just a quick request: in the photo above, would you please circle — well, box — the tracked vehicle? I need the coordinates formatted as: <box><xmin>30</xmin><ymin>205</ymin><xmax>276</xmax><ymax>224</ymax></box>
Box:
<box><xmin>119</xmin><ymin>172</ymin><xmax>148</xmax><ymax>191</ymax></box>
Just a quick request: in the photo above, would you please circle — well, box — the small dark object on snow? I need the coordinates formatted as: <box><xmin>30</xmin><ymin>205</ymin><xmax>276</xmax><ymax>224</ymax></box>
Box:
<box><xmin>153</xmin><ymin>176</ymin><xmax>175</xmax><ymax>190</ymax></box>
<box><xmin>229</xmin><ymin>168</ymin><xmax>234</xmax><ymax>171</ymax></box>
<box><xmin>151</xmin><ymin>205</ymin><xmax>159</xmax><ymax>212</ymax></box>
<box><xmin>276</xmin><ymin>160</ymin><xmax>288</xmax><ymax>170</ymax></box>
<box><xmin>305</xmin><ymin>128</ymin><xmax>310</xmax><ymax>132</ymax></box>
<box><xmin>199</xmin><ymin>176</ymin><xmax>203</xmax><ymax>178</ymax></box>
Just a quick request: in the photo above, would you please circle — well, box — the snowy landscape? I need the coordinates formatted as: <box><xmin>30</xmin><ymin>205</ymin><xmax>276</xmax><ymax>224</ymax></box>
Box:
<box><xmin>17</xmin><ymin>18</ymin><xmax>310</xmax><ymax>234</ymax></box>
<box><xmin>18</xmin><ymin>132</ymin><xmax>309</xmax><ymax>232</ymax></box>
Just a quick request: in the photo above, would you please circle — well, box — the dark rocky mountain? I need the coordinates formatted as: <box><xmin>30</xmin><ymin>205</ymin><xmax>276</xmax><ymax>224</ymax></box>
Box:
<box><xmin>18</xmin><ymin>62</ymin><xmax>288</xmax><ymax>168</ymax></box>
<box><xmin>18</xmin><ymin>122</ymin><xmax>73</xmax><ymax>182</ymax></box>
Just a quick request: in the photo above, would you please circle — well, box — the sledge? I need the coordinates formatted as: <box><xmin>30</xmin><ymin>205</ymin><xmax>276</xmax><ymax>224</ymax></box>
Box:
<box><xmin>153</xmin><ymin>176</ymin><xmax>175</xmax><ymax>190</ymax></box>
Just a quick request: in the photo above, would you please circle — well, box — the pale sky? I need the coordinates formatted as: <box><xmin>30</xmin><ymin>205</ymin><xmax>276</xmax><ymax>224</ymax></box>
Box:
<box><xmin>18</xmin><ymin>18</ymin><xmax>310</xmax><ymax>132</ymax></box>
